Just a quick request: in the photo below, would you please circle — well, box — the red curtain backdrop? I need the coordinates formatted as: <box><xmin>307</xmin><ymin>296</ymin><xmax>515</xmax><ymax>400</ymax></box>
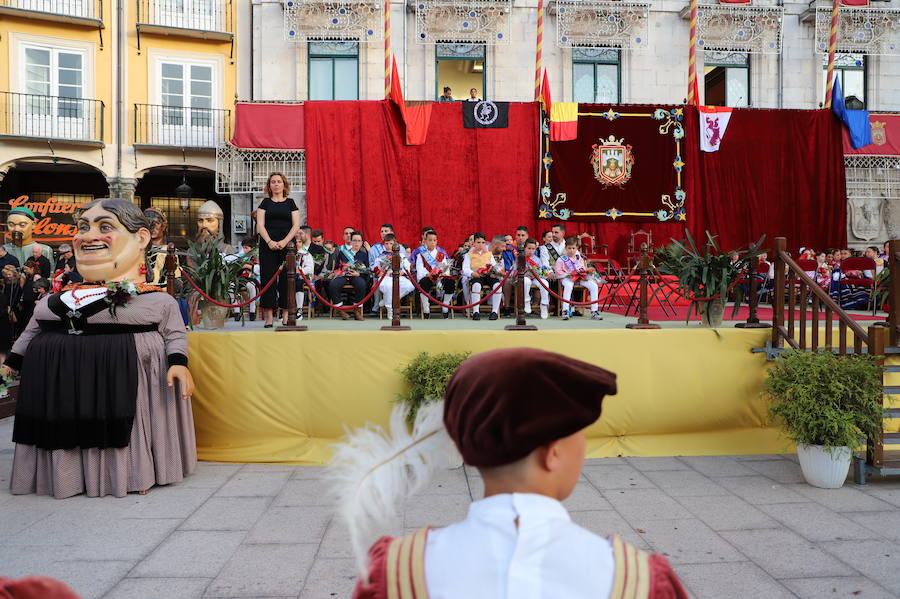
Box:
<box><xmin>681</xmin><ymin>106</ymin><xmax>847</xmax><ymax>253</ymax></box>
<box><xmin>304</xmin><ymin>101</ymin><xmax>539</xmax><ymax>248</ymax></box>
<box><xmin>231</xmin><ymin>103</ymin><xmax>305</xmax><ymax>149</ymax></box>
<box><xmin>304</xmin><ymin>101</ymin><xmax>846</xmax><ymax>261</ymax></box>
<box><xmin>547</xmin><ymin>104</ymin><xmax>683</xmax><ymax>221</ymax></box>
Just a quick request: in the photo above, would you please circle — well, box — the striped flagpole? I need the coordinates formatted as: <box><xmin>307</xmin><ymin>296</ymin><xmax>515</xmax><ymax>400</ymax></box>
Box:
<box><xmin>534</xmin><ymin>0</ymin><xmax>544</xmax><ymax>101</ymax></box>
<box><xmin>823</xmin><ymin>0</ymin><xmax>841</xmax><ymax>108</ymax></box>
<box><xmin>687</xmin><ymin>0</ymin><xmax>698</xmax><ymax>105</ymax></box>
<box><xmin>384</xmin><ymin>0</ymin><xmax>391</xmax><ymax>99</ymax></box>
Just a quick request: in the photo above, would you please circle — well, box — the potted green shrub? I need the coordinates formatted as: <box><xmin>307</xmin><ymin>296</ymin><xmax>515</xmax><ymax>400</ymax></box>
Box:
<box><xmin>398</xmin><ymin>351</ymin><xmax>470</xmax><ymax>425</ymax></box>
<box><xmin>655</xmin><ymin>230</ymin><xmax>764</xmax><ymax>327</ymax></box>
<box><xmin>398</xmin><ymin>351</ymin><xmax>470</xmax><ymax>468</ymax></box>
<box><xmin>182</xmin><ymin>235</ymin><xmax>254</xmax><ymax>329</ymax></box>
<box><xmin>764</xmin><ymin>350</ymin><xmax>885</xmax><ymax>488</ymax></box>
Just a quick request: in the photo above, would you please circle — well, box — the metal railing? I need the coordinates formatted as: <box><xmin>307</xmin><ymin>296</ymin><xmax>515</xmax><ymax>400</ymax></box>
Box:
<box><xmin>0</xmin><ymin>91</ymin><xmax>104</xmax><ymax>143</ymax></box>
<box><xmin>134</xmin><ymin>104</ymin><xmax>231</xmax><ymax>148</ymax></box>
<box><xmin>0</xmin><ymin>0</ymin><xmax>100</xmax><ymax>19</ymax></box>
<box><xmin>136</xmin><ymin>0</ymin><xmax>231</xmax><ymax>32</ymax></box>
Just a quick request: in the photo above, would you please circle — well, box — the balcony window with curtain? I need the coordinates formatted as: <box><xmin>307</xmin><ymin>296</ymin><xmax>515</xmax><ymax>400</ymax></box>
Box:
<box><xmin>308</xmin><ymin>41</ymin><xmax>359</xmax><ymax>101</ymax></box>
<box><xmin>822</xmin><ymin>53</ymin><xmax>867</xmax><ymax>109</ymax></box>
<box><xmin>703</xmin><ymin>51</ymin><xmax>750</xmax><ymax>108</ymax></box>
<box><xmin>573</xmin><ymin>47</ymin><xmax>620</xmax><ymax>104</ymax></box>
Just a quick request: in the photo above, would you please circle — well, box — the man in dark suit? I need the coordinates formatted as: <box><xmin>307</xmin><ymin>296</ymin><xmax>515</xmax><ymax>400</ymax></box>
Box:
<box><xmin>30</xmin><ymin>244</ymin><xmax>51</xmax><ymax>280</ymax></box>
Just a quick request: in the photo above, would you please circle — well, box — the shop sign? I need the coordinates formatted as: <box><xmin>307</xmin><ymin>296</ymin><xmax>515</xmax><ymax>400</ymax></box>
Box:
<box><xmin>5</xmin><ymin>195</ymin><xmax>79</xmax><ymax>243</ymax></box>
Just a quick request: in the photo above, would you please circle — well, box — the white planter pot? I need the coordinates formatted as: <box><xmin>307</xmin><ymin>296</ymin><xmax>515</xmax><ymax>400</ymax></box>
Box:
<box><xmin>796</xmin><ymin>443</ymin><xmax>851</xmax><ymax>489</ymax></box>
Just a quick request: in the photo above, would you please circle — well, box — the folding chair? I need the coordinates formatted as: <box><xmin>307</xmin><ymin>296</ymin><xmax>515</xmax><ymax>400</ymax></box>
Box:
<box><xmin>836</xmin><ymin>257</ymin><xmax>877</xmax><ymax>313</ymax></box>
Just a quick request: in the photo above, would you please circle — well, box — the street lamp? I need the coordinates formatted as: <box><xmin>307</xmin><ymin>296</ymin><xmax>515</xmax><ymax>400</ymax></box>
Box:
<box><xmin>175</xmin><ymin>167</ymin><xmax>192</xmax><ymax>211</ymax></box>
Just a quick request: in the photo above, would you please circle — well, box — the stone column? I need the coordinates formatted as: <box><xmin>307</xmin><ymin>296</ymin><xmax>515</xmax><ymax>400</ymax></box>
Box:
<box><xmin>230</xmin><ymin>193</ymin><xmax>254</xmax><ymax>247</ymax></box>
<box><xmin>106</xmin><ymin>177</ymin><xmax>137</xmax><ymax>203</ymax></box>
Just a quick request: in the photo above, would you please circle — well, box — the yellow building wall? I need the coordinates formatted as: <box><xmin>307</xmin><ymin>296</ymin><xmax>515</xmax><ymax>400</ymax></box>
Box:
<box><xmin>0</xmin><ymin>3</ymin><xmax>236</xmax><ymax>178</ymax></box>
<box><xmin>126</xmin><ymin>4</ymin><xmax>237</xmax><ymax>144</ymax></box>
<box><xmin>0</xmin><ymin>8</ymin><xmax>114</xmax><ymax>145</ymax></box>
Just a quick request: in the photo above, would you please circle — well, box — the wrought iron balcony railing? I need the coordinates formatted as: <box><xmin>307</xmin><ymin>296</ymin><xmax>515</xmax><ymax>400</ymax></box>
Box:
<box><xmin>136</xmin><ymin>0</ymin><xmax>232</xmax><ymax>34</ymax></box>
<box><xmin>0</xmin><ymin>0</ymin><xmax>101</xmax><ymax>20</ymax></box>
<box><xmin>134</xmin><ymin>103</ymin><xmax>231</xmax><ymax>149</ymax></box>
<box><xmin>0</xmin><ymin>91</ymin><xmax>104</xmax><ymax>145</ymax></box>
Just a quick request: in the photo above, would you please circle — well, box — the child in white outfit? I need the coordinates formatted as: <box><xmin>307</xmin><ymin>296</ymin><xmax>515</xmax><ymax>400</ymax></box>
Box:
<box><xmin>522</xmin><ymin>238</ymin><xmax>550</xmax><ymax>319</ymax></box>
<box><xmin>554</xmin><ymin>236</ymin><xmax>603</xmax><ymax>320</ymax></box>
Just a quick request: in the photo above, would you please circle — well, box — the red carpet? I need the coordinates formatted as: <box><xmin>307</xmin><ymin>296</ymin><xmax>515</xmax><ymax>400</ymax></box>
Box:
<box><xmin>605</xmin><ymin>304</ymin><xmax>884</xmax><ymax>322</ymax></box>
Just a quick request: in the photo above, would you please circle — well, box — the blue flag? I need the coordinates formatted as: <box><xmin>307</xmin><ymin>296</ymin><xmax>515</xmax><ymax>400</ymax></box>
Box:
<box><xmin>831</xmin><ymin>75</ymin><xmax>872</xmax><ymax>149</ymax></box>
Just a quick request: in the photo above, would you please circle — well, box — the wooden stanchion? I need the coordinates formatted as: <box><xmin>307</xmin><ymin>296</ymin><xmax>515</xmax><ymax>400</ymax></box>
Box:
<box><xmin>277</xmin><ymin>241</ymin><xmax>307</xmax><ymax>332</ymax></box>
<box><xmin>165</xmin><ymin>242</ymin><xmax>176</xmax><ymax>296</ymax></box>
<box><xmin>381</xmin><ymin>252</ymin><xmax>410</xmax><ymax>331</ymax></box>
<box><xmin>506</xmin><ymin>251</ymin><xmax>537</xmax><ymax>331</ymax></box>
<box><xmin>736</xmin><ymin>255</ymin><xmax>771</xmax><ymax>329</ymax></box>
<box><xmin>772</xmin><ymin>237</ymin><xmax>786</xmax><ymax>349</ymax></box>
<box><xmin>626</xmin><ymin>248</ymin><xmax>660</xmax><ymax>330</ymax></box>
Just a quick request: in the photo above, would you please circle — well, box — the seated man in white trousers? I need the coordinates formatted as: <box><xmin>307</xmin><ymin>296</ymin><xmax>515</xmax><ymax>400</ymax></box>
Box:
<box><xmin>377</xmin><ymin>235</ymin><xmax>414</xmax><ymax>316</ymax></box>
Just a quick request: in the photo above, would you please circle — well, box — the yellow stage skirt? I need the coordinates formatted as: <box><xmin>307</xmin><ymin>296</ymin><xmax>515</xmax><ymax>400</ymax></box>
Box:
<box><xmin>187</xmin><ymin>328</ymin><xmax>812</xmax><ymax>465</ymax></box>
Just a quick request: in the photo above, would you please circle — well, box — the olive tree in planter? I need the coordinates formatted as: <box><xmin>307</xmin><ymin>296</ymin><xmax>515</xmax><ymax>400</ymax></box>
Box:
<box><xmin>182</xmin><ymin>236</ymin><xmax>254</xmax><ymax>330</ymax></box>
<box><xmin>764</xmin><ymin>350</ymin><xmax>884</xmax><ymax>488</ymax></box>
<box><xmin>655</xmin><ymin>230</ymin><xmax>764</xmax><ymax>327</ymax></box>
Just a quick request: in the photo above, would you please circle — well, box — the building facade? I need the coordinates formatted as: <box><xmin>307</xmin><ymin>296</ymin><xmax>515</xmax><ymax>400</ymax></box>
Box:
<box><xmin>1</xmin><ymin>1</ymin><xmax>898</xmax><ymax>248</ymax></box>
<box><xmin>230</xmin><ymin>0</ymin><xmax>900</xmax><ymax>248</ymax></box>
<box><xmin>0</xmin><ymin>0</ymin><xmax>237</xmax><ymax>247</ymax></box>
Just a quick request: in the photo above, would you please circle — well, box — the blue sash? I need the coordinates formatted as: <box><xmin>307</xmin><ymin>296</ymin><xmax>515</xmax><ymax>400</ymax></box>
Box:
<box><xmin>339</xmin><ymin>245</ymin><xmax>356</xmax><ymax>266</ymax></box>
<box><xmin>421</xmin><ymin>249</ymin><xmax>441</xmax><ymax>269</ymax></box>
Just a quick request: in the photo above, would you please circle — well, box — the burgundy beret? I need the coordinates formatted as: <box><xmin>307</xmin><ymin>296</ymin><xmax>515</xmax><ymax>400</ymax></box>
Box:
<box><xmin>443</xmin><ymin>348</ymin><xmax>617</xmax><ymax>467</ymax></box>
<box><xmin>0</xmin><ymin>576</ymin><xmax>81</xmax><ymax>599</ymax></box>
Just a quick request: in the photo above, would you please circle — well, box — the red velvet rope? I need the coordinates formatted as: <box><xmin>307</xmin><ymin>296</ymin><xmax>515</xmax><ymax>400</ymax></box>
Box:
<box><xmin>181</xmin><ymin>266</ymin><xmax>284</xmax><ymax>308</ymax></box>
<box><xmin>404</xmin><ymin>268</ymin><xmax>512</xmax><ymax>310</ymax></box>
<box><xmin>654</xmin><ymin>275</ymin><xmax>741</xmax><ymax>303</ymax></box>
<box><xmin>527</xmin><ymin>269</ymin><xmax>615</xmax><ymax>307</ymax></box>
<box><xmin>297</xmin><ymin>269</ymin><xmax>388</xmax><ymax>310</ymax></box>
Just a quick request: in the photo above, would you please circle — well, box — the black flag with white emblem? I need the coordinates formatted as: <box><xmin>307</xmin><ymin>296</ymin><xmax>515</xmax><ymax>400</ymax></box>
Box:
<box><xmin>462</xmin><ymin>101</ymin><xmax>509</xmax><ymax>129</ymax></box>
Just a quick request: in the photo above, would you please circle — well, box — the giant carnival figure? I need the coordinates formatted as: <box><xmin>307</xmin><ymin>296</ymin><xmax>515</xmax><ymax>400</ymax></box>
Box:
<box><xmin>3</xmin><ymin>199</ymin><xmax>197</xmax><ymax>498</ymax></box>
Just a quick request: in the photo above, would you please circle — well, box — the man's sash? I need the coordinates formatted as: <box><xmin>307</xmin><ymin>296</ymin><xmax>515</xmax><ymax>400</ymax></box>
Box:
<box><xmin>421</xmin><ymin>249</ymin><xmax>443</xmax><ymax>269</ymax></box>
<box><xmin>545</xmin><ymin>243</ymin><xmax>560</xmax><ymax>263</ymax></box>
<box><xmin>340</xmin><ymin>245</ymin><xmax>357</xmax><ymax>268</ymax></box>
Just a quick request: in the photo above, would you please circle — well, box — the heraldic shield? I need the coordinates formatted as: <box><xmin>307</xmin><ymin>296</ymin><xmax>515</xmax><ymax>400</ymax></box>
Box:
<box><xmin>591</xmin><ymin>135</ymin><xmax>634</xmax><ymax>188</ymax></box>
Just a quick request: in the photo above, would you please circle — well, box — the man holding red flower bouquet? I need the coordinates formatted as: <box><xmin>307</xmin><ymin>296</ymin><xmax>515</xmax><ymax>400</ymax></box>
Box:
<box><xmin>462</xmin><ymin>232</ymin><xmax>503</xmax><ymax>321</ymax></box>
<box><xmin>415</xmin><ymin>230</ymin><xmax>453</xmax><ymax>319</ymax></box>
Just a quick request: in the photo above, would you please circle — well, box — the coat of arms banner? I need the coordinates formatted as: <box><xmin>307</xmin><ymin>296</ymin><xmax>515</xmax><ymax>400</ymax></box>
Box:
<box><xmin>539</xmin><ymin>104</ymin><xmax>686</xmax><ymax>223</ymax></box>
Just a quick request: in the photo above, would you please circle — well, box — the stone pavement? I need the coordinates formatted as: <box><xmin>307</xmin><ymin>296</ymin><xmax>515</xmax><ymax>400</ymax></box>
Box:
<box><xmin>1</xmin><ymin>416</ymin><xmax>899</xmax><ymax>599</ymax></box>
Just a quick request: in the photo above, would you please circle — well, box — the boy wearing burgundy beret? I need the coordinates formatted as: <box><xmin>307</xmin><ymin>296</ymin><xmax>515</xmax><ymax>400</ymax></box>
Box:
<box><xmin>333</xmin><ymin>348</ymin><xmax>688</xmax><ymax>599</ymax></box>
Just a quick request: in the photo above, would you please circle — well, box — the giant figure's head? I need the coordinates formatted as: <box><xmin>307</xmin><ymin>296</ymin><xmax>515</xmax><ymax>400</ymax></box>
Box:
<box><xmin>73</xmin><ymin>199</ymin><xmax>151</xmax><ymax>283</ymax></box>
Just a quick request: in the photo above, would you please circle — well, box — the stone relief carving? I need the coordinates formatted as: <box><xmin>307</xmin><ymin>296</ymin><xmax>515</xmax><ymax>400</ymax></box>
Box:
<box><xmin>849</xmin><ymin>197</ymin><xmax>884</xmax><ymax>242</ymax></box>
<box><xmin>885</xmin><ymin>197</ymin><xmax>900</xmax><ymax>240</ymax></box>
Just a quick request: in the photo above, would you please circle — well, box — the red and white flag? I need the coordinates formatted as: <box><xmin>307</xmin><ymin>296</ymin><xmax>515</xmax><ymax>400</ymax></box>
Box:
<box><xmin>698</xmin><ymin>106</ymin><xmax>733</xmax><ymax>152</ymax></box>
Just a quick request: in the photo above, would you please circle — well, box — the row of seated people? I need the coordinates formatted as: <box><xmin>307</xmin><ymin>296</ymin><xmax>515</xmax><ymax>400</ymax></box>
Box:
<box><xmin>237</xmin><ymin>223</ymin><xmax>610</xmax><ymax>321</ymax></box>
<box><xmin>735</xmin><ymin>245</ymin><xmax>886</xmax><ymax>312</ymax></box>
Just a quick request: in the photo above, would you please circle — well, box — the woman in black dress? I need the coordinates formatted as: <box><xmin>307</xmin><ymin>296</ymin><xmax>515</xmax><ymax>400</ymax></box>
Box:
<box><xmin>255</xmin><ymin>172</ymin><xmax>300</xmax><ymax>327</ymax></box>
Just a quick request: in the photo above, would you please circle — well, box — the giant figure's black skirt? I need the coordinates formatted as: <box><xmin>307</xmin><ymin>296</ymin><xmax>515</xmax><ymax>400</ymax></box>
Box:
<box><xmin>12</xmin><ymin>294</ymin><xmax>143</xmax><ymax>450</ymax></box>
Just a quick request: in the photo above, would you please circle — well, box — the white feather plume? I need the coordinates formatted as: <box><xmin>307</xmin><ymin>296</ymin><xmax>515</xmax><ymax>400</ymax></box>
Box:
<box><xmin>326</xmin><ymin>401</ymin><xmax>451</xmax><ymax>578</ymax></box>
